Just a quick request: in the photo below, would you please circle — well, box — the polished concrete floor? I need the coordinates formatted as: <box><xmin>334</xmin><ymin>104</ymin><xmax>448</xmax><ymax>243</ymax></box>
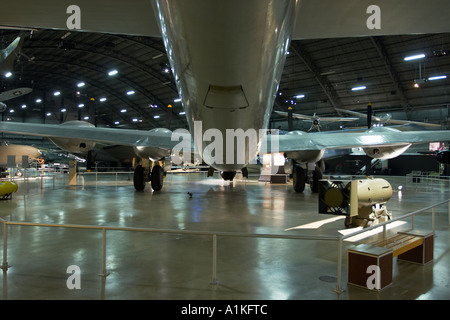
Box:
<box><xmin>0</xmin><ymin>171</ymin><xmax>449</xmax><ymax>300</ymax></box>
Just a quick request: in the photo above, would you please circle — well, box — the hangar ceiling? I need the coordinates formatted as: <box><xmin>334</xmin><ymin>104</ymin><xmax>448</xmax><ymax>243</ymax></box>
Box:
<box><xmin>1</xmin><ymin>29</ymin><xmax>450</xmax><ymax>134</ymax></box>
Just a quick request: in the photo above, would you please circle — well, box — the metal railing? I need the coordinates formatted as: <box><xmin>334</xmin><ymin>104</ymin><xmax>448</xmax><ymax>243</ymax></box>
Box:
<box><xmin>0</xmin><ymin>197</ymin><xmax>448</xmax><ymax>294</ymax></box>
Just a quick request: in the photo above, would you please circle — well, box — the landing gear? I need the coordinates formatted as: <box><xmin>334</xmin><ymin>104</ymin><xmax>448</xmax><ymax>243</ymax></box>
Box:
<box><xmin>133</xmin><ymin>161</ymin><xmax>165</xmax><ymax>192</ymax></box>
<box><xmin>133</xmin><ymin>165</ymin><xmax>146</xmax><ymax>191</ymax></box>
<box><xmin>292</xmin><ymin>161</ymin><xmax>323</xmax><ymax>193</ymax></box>
<box><xmin>220</xmin><ymin>171</ymin><xmax>236</xmax><ymax>181</ymax></box>
<box><xmin>309</xmin><ymin>165</ymin><xmax>323</xmax><ymax>193</ymax></box>
<box><xmin>293</xmin><ymin>165</ymin><xmax>306</xmax><ymax>193</ymax></box>
<box><xmin>151</xmin><ymin>165</ymin><xmax>164</xmax><ymax>191</ymax></box>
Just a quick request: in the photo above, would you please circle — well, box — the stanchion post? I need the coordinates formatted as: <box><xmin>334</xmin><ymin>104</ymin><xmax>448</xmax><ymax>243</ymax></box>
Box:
<box><xmin>99</xmin><ymin>228</ymin><xmax>110</xmax><ymax>278</ymax></box>
<box><xmin>210</xmin><ymin>234</ymin><xmax>218</xmax><ymax>285</ymax></box>
<box><xmin>432</xmin><ymin>207</ymin><xmax>435</xmax><ymax>234</ymax></box>
<box><xmin>1</xmin><ymin>222</ymin><xmax>9</xmax><ymax>271</ymax></box>
<box><xmin>334</xmin><ymin>236</ymin><xmax>344</xmax><ymax>294</ymax></box>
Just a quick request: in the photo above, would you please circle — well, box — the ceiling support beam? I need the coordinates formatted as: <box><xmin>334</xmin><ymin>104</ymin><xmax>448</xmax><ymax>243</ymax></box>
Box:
<box><xmin>369</xmin><ymin>36</ymin><xmax>411</xmax><ymax>118</ymax></box>
<box><xmin>290</xmin><ymin>41</ymin><xmax>343</xmax><ymax>115</ymax></box>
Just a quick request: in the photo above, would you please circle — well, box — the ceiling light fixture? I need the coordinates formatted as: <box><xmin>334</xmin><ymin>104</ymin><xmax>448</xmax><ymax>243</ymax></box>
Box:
<box><xmin>294</xmin><ymin>94</ymin><xmax>305</xmax><ymax>99</ymax></box>
<box><xmin>352</xmin><ymin>86</ymin><xmax>367</xmax><ymax>91</ymax></box>
<box><xmin>428</xmin><ymin>75</ymin><xmax>447</xmax><ymax>81</ymax></box>
<box><xmin>108</xmin><ymin>69</ymin><xmax>118</xmax><ymax>76</ymax></box>
<box><xmin>54</xmin><ymin>91</ymin><xmax>61</xmax><ymax>96</ymax></box>
<box><xmin>154</xmin><ymin>115</ymin><xmax>160</xmax><ymax>119</ymax></box>
<box><xmin>36</xmin><ymin>99</ymin><xmax>42</xmax><ymax>103</ymax></box>
<box><xmin>99</xmin><ymin>97</ymin><xmax>107</xmax><ymax>102</ymax></box>
<box><xmin>77</xmin><ymin>82</ymin><xmax>85</xmax><ymax>87</ymax></box>
<box><xmin>127</xmin><ymin>90</ymin><xmax>135</xmax><ymax>95</ymax></box>
<box><xmin>4</xmin><ymin>72</ymin><xmax>12</xmax><ymax>78</ymax></box>
<box><xmin>404</xmin><ymin>53</ymin><xmax>425</xmax><ymax>61</ymax></box>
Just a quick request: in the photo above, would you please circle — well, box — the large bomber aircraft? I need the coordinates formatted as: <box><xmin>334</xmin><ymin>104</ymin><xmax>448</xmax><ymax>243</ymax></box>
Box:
<box><xmin>0</xmin><ymin>1</ymin><xmax>450</xmax><ymax>193</ymax></box>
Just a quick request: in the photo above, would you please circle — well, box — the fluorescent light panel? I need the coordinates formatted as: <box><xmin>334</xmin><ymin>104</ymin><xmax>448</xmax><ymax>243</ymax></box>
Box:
<box><xmin>404</xmin><ymin>53</ymin><xmax>425</xmax><ymax>61</ymax></box>
<box><xmin>428</xmin><ymin>75</ymin><xmax>447</xmax><ymax>81</ymax></box>
<box><xmin>352</xmin><ymin>86</ymin><xmax>366</xmax><ymax>91</ymax></box>
<box><xmin>108</xmin><ymin>69</ymin><xmax>118</xmax><ymax>76</ymax></box>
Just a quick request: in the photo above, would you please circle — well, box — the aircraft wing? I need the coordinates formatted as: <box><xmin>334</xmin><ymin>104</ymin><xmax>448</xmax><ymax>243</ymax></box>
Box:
<box><xmin>271</xmin><ymin>129</ymin><xmax>450</xmax><ymax>153</ymax></box>
<box><xmin>274</xmin><ymin>111</ymin><xmax>358</xmax><ymax>122</ymax></box>
<box><xmin>336</xmin><ymin>108</ymin><xmax>442</xmax><ymax>128</ymax></box>
<box><xmin>0</xmin><ymin>121</ymin><xmax>179</xmax><ymax>150</ymax></box>
<box><xmin>0</xmin><ymin>88</ymin><xmax>33</xmax><ymax>102</ymax></box>
<box><xmin>0</xmin><ymin>36</ymin><xmax>22</xmax><ymax>65</ymax></box>
<box><xmin>1</xmin><ymin>1</ymin><xmax>450</xmax><ymax>39</ymax></box>
<box><xmin>1</xmin><ymin>120</ymin><xmax>449</xmax><ymax>153</ymax></box>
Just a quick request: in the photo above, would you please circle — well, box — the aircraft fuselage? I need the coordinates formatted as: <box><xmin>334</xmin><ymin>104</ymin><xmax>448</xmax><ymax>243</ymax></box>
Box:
<box><xmin>153</xmin><ymin>0</ymin><xmax>299</xmax><ymax>171</ymax></box>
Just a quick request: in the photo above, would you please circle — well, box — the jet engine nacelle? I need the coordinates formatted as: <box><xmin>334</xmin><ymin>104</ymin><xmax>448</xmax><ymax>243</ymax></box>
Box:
<box><xmin>362</xmin><ymin>127</ymin><xmax>411</xmax><ymax>159</ymax></box>
<box><xmin>0</xmin><ymin>102</ymin><xmax>6</xmax><ymax>113</ymax></box>
<box><xmin>436</xmin><ymin>150</ymin><xmax>450</xmax><ymax>164</ymax></box>
<box><xmin>133</xmin><ymin>128</ymin><xmax>172</xmax><ymax>161</ymax></box>
<box><xmin>363</xmin><ymin>144</ymin><xmax>411</xmax><ymax>159</ymax></box>
<box><xmin>49</xmin><ymin>121</ymin><xmax>96</xmax><ymax>153</ymax></box>
<box><xmin>285</xmin><ymin>131</ymin><xmax>325</xmax><ymax>163</ymax></box>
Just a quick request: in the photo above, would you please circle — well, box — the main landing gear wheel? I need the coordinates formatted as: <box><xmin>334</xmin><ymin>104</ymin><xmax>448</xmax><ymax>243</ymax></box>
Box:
<box><xmin>310</xmin><ymin>166</ymin><xmax>323</xmax><ymax>193</ymax></box>
<box><xmin>133</xmin><ymin>165</ymin><xmax>146</xmax><ymax>191</ymax></box>
<box><xmin>220</xmin><ymin>171</ymin><xmax>236</xmax><ymax>181</ymax></box>
<box><xmin>151</xmin><ymin>165</ymin><xmax>164</xmax><ymax>191</ymax></box>
<box><xmin>293</xmin><ymin>166</ymin><xmax>306</xmax><ymax>193</ymax></box>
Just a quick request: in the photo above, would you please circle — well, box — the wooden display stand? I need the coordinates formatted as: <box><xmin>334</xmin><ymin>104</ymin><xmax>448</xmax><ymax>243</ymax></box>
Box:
<box><xmin>348</xmin><ymin>230</ymin><xmax>433</xmax><ymax>290</ymax></box>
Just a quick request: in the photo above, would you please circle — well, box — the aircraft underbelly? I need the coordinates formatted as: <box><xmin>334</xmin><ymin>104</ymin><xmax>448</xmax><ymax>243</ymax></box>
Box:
<box><xmin>152</xmin><ymin>0</ymin><xmax>298</xmax><ymax>170</ymax></box>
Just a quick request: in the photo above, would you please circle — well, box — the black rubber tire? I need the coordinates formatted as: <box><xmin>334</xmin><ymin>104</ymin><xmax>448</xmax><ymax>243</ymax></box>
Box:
<box><xmin>133</xmin><ymin>165</ymin><xmax>146</xmax><ymax>191</ymax></box>
<box><xmin>293</xmin><ymin>166</ymin><xmax>306</xmax><ymax>193</ymax></box>
<box><xmin>310</xmin><ymin>166</ymin><xmax>323</xmax><ymax>193</ymax></box>
<box><xmin>220</xmin><ymin>171</ymin><xmax>236</xmax><ymax>181</ymax></box>
<box><xmin>151</xmin><ymin>165</ymin><xmax>164</xmax><ymax>191</ymax></box>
